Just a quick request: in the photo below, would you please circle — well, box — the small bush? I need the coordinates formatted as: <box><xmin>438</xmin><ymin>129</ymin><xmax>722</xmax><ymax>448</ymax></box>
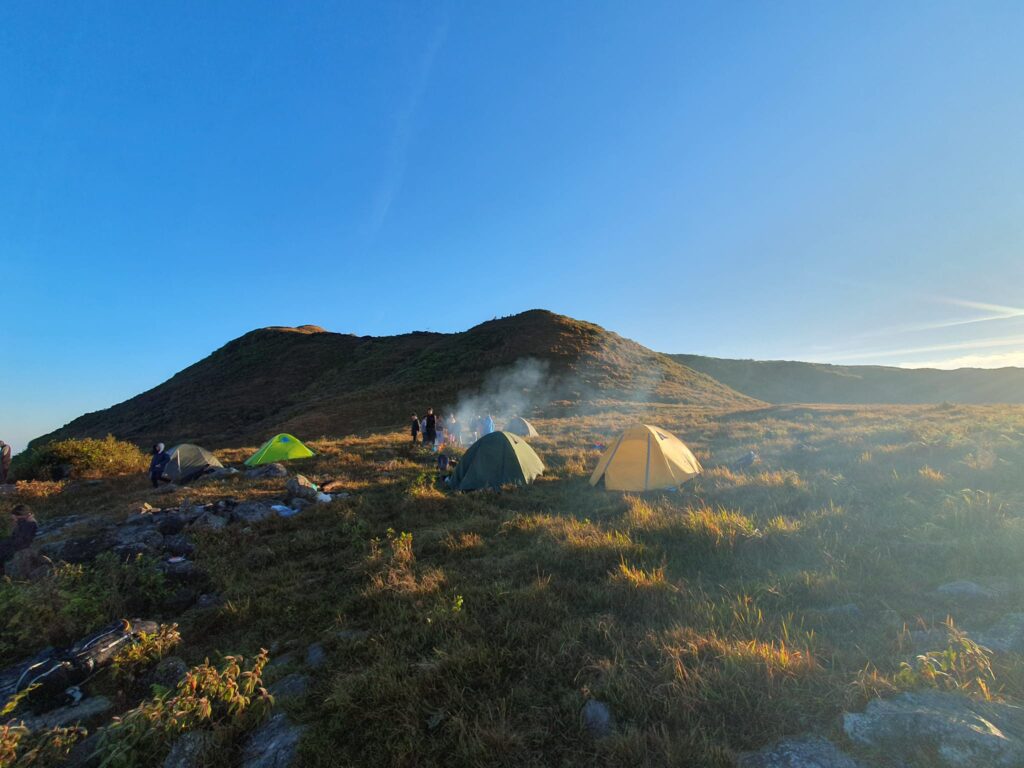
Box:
<box><xmin>12</xmin><ymin>436</ymin><xmax>147</xmax><ymax>481</ymax></box>
<box><xmin>895</xmin><ymin>619</ymin><xmax>995</xmax><ymax>699</ymax></box>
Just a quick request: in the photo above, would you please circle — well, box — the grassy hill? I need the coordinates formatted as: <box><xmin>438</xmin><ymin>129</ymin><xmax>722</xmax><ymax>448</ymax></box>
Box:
<box><xmin>670</xmin><ymin>354</ymin><xmax>1024</xmax><ymax>405</ymax></box>
<box><xmin>30</xmin><ymin>311</ymin><xmax>756</xmax><ymax>449</ymax></box>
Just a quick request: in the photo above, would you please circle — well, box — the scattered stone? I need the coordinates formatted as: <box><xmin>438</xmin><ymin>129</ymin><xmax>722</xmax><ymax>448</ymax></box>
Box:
<box><xmin>21</xmin><ymin>696</ymin><xmax>113</xmax><ymax>732</ymax></box>
<box><xmin>246</xmin><ymin>463</ymin><xmax>288</xmax><ymax>479</ymax></box>
<box><xmin>286</xmin><ymin>475</ymin><xmax>319</xmax><ymax>503</ymax></box>
<box><xmin>581</xmin><ymin>699</ymin><xmax>615</xmax><ymax>738</ymax></box>
<box><xmin>193</xmin><ymin>512</ymin><xmax>228</xmax><ymax>530</ymax></box>
<box><xmin>162</xmin><ymin>534</ymin><xmax>195</xmax><ymax>557</ymax></box>
<box><xmin>738</xmin><ymin>735</ymin><xmax>865</xmax><ymax>767</ymax></box>
<box><xmin>3</xmin><ymin>548</ymin><xmax>47</xmax><ymax>580</ymax></box>
<box><xmin>116</xmin><ymin>526</ymin><xmax>165</xmax><ymax>550</ymax></box>
<box><xmin>976</xmin><ymin>613</ymin><xmax>1024</xmax><ymax>655</ymax></box>
<box><xmin>844</xmin><ymin>690</ymin><xmax>1024</xmax><ymax>767</ymax></box>
<box><xmin>232</xmin><ymin>501</ymin><xmax>274</xmax><ymax>524</ymax></box>
<box><xmin>40</xmin><ymin>532</ymin><xmax>115</xmax><ymax>564</ymax></box>
<box><xmin>162</xmin><ymin>730</ymin><xmax>215</xmax><ymax>768</ymax></box>
<box><xmin>267</xmin><ymin>652</ymin><xmax>296</xmax><ymax>671</ymax></box>
<box><xmin>241</xmin><ymin>713</ymin><xmax>306</xmax><ymax>768</ymax></box>
<box><xmin>304</xmin><ymin>643</ymin><xmax>327</xmax><ymax>669</ymax></box>
<box><xmin>159</xmin><ymin>558</ymin><xmax>200</xmax><ymax>582</ymax></box>
<box><xmin>156</xmin><ymin>512</ymin><xmax>185</xmax><ymax>536</ymax></box>
<box><xmin>163</xmin><ymin>586</ymin><xmax>200</xmax><ymax>614</ymax></box>
<box><xmin>269</xmin><ymin>672</ymin><xmax>310</xmax><ymax>699</ymax></box>
<box><xmin>937</xmin><ymin>580</ymin><xmax>997</xmax><ymax>600</ymax></box>
<box><xmin>182</xmin><ymin>505</ymin><xmax>209</xmax><ymax>523</ymax></box>
<box><xmin>151</xmin><ymin>656</ymin><xmax>188</xmax><ymax>689</ymax></box>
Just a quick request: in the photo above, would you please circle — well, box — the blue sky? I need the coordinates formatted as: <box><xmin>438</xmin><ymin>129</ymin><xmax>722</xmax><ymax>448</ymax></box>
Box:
<box><xmin>2</xmin><ymin>1</ymin><xmax>1023</xmax><ymax>451</ymax></box>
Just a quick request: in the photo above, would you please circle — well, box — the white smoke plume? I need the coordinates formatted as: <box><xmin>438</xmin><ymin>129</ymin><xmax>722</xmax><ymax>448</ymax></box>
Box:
<box><xmin>445</xmin><ymin>358</ymin><xmax>555</xmax><ymax>435</ymax></box>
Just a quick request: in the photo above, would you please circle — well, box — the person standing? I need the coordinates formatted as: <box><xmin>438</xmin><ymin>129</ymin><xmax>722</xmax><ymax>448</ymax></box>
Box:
<box><xmin>149</xmin><ymin>443</ymin><xmax>170</xmax><ymax>488</ymax></box>
<box><xmin>410</xmin><ymin>414</ymin><xmax>420</xmax><ymax>444</ymax></box>
<box><xmin>483</xmin><ymin>414</ymin><xmax>496</xmax><ymax>435</ymax></box>
<box><xmin>424</xmin><ymin>408</ymin><xmax>437</xmax><ymax>446</ymax></box>
<box><xmin>0</xmin><ymin>441</ymin><xmax>11</xmax><ymax>484</ymax></box>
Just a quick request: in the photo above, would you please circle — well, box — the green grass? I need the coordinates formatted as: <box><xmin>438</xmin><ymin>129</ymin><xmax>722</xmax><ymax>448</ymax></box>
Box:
<box><xmin>5</xmin><ymin>402</ymin><xmax>1024</xmax><ymax>766</ymax></box>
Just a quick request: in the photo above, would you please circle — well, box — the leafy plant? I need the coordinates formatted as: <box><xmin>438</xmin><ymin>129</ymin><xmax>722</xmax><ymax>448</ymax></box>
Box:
<box><xmin>896</xmin><ymin>618</ymin><xmax>996</xmax><ymax>699</ymax></box>
<box><xmin>12</xmin><ymin>436</ymin><xmax>147</xmax><ymax>481</ymax></box>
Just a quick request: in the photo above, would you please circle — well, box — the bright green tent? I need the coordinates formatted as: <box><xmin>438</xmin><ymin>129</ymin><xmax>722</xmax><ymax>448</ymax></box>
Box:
<box><xmin>449</xmin><ymin>431</ymin><xmax>544</xmax><ymax>491</ymax></box>
<box><xmin>244</xmin><ymin>433</ymin><xmax>315</xmax><ymax>466</ymax></box>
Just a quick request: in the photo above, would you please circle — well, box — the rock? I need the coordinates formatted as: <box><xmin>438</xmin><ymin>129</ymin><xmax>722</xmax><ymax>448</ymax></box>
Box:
<box><xmin>150</xmin><ymin>656</ymin><xmax>188</xmax><ymax>689</ymax></box>
<box><xmin>117</xmin><ymin>525</ymin><xmax>165</xmax><ymax>550</ymax></box>
<box><xmin>156</xmin><ymin>512</ymin><xmax>185</xmax><ymax>536</ymax></box>
<box><xmin>195</xmin><ymin>593</ymin><xmax>224</xmax><ymax>610</ymax></box>
<box><xmin>159</xmin><ymin>558</ymin><xmax>201</xmax><ymax>582</ymax></box>
<box><xmin>181</xmin><ymin>505</ymin><xmax>209</xmax><ymax>523</ymax></box>
<box><xmin>232</xmin><ymin>501</ymin><xmax>274</xmax><ymax>524</ymax></box>
<box><xmin>193</xmin><ymin>512</ymin><xmax>228</xmax><ymax>530</ymax></box>
<box><xmin>976</xmin><ymin>613</ymin><xmax>1024</xmax><ymax>654</ymax></box>
<box><xmin>581</xmin><ymin>699</ymin><xmax>614</xmax><ymax>738</ymax></box>
<box><xmin>843</xmin><ymin>690</ymin><xmax>1024</xmax><ymax>767</ymax></box>
<box><xmin>162</xmin><ymin>534</ymin><xmax>195</xmax><ymax>557</ymax></box>
<box><xmin>208</xmin><ymin>467</ymin><xmax>240</xmax><ymax>479</ymax></box>
<box><xmin>267</xmin><ymin>652</ymin><xmax>296</xmax><ymax>671</ymax></box>
<box><xmin>937</xmin><ymin>580</ymin><xmax>997</xmax><ymax>600</ymax></box>
<box><xmin>163</xmin><ymin>730</ymin><xmax>215</xmax><ymax>768</ymax></box>
<box><xmin>289</xmin><ymin>498</ymin><xmax>310</xmax><ymax>513</ymax></box>
<box><xmin>286</xmin><ymin>475</ymin><xmax>319</xmax><ymax>502</ymax></box>
<box><xmin>153</xmin><ymin>483</ymin><xmax>180</xmax><ymax>495</ymax></box>
<box><xmin>246</xmin><ymin>463</ymin><xmax>289</xmax><ymax>479</ymax></box>
<box><xmin>41</xmin><ymin>532</ymin><xmax>116</xmax><ymax>564</ymax></box>
<box><xmin>63</xmin><ymin>732</ymin><xmax>102</xmax><ymax>768</ymax></box>
<box><xmin>269</xmin><ymin>673</ymin><xmax>310</xmax><ymax>699</ymax></box>
<box><xmin>21</xmin><ymin>696</ymin><xmax>113</xmax><ymax>732</ymax></box>
<box><xmin>241</xmin><ymin>713</ymin><xmax>305</xmax><ymax>768</ymax></box>
<box><xmin>738</xmin><ymin>735</ymin><xmax>866</xmax><ymax>767</ymax></box>
<box><xmin>3</xmin><ymin>548</ymin><xmax>47</xmax><ymax>580</ymax></box>
<box><xmin>304</xmin><ymin>643</ymin><xmax>327</xmax><ymax>669</ymax></box>
<box><xmin>163</xmin><ymin>586</ymin><xmax>200</xmax><ymax>613</ymax></box>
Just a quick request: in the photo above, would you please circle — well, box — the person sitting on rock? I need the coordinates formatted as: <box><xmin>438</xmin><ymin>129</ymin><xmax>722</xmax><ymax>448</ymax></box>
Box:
<box><xmin>149</xmin><ymin>443</ymin><xmax>171</xmax><ymax>488</ymax></box>
<box><xmin>0</xmin><ymin>505</ymin><xmax>37</xmax><ymax>574</ymax></box>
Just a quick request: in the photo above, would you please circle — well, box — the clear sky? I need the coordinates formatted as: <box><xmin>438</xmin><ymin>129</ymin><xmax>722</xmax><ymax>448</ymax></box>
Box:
<box><xmin>3</xmin><ymin>1</ymin><xmax>1024</xmax><ymax>451</ymax></box>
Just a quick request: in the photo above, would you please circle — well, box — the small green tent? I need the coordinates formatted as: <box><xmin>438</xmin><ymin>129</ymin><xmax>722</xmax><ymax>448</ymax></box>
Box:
<box><xmin>165</xmin><ymin>443</ymin><xmax>223</xmax><ymax>483</ymax></box>
<box><xmin>503</xmin><ymin>416</ymin><xmax>539</xmax><ymax>438</ymax></box>
<box><xmin>244</xmin><ymin>434</ymin><xmax>315</xmax><ymax>466</ymax></box>
<box><xmin>449</xmin><ymin>431</ymin><xmax>544</xmax><ymax>491</ymax></box>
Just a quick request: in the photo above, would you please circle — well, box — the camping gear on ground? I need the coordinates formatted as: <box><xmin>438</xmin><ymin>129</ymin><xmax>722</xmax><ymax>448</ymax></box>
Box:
<box><xmin>503</xmin><ymin>416</ymin><xmax>539</xmax><ymax>438</ymax></box>
<box><xmin>449</xmin><ymin>431</ymin><xmax>544</xmax><ymax>491</ymax></box>
<box><xmin>590</xmin><ymin>424</ymin><xmax>702</xmax><ymax>492</ymax></box>
<box><xmin>0</xmin><ymin>619</ymin><xmax>159</xmax><ymax>704</ymax></box>
<box><xmin>164</xmin><ymin>443</ymin><xmax>223</xmax><ymax>484</ymax></box>
<box><xmin>244</xmin><ymin>434</ymin><xmax>315</xmax><ymax>466</ymax></box>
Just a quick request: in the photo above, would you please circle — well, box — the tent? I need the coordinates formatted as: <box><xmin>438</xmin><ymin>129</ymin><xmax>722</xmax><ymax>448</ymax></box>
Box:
<box><xmin>503</xmin><ymin>416</ymin><xmax>539</xmax><ymax>438</ymax></box>
<box><xmin>244</xmin><ymin>434</ymin><xmax>315</xmax><ymax>466</ymax></box>
<box><xmin>449</xmin><ymin>431</ymin><xmax>544</xmax><ymax>491</ymax></box>
<box><xmin>164</xmin><ymin>443</ymin><xmax>223</xmax><ymax>484</ymax></box>
<box><xmin>590</xmin><ymin>425</ymin><xmax>702</xmax><ymax>491</ymax></box>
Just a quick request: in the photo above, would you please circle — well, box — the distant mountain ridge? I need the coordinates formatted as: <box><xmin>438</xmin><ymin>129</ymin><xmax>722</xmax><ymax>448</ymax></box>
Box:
<box><xmin>670</xmin><ymin>354</ymin><xmax>1024</xmax><ymax>405</ymax></box>
<box><xmin>30</xmin><ymin>311</ymin><xmax>755</xmax><ymax>448</ymax></box>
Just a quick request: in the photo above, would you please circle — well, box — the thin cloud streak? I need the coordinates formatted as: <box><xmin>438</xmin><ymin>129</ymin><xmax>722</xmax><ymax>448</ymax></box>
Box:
<box><xmin>900</xmin><ymin>350</ymin><xmax>1024</xmax><ymax>370</ymax></box>
<box><xmin>831</xmin><ymin>333</ymin><xmax>1024</xmax><ymax>362</ymax></box>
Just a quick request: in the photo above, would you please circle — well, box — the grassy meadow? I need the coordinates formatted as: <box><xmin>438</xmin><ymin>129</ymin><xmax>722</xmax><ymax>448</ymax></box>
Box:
<box><xmin>5</xmin><ymin>402</ymin><xmax>1024</xmax><ymax>766</ymax></box>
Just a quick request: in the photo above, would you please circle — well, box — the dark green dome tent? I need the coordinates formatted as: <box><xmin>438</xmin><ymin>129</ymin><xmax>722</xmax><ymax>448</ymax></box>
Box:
<box><xmin>503</xmin><ymin>416</ymin><xmax>539</xmax><ymax>438</ymax></box>
<box><xmin>165</xmin><ymin>444</ymin><xmax>223</xmax><ymax>484</ymax></box>
<box><xmin>449</xmin><ymin>431</ymin><xmax>544</xmax><ymax>491</ymax></box>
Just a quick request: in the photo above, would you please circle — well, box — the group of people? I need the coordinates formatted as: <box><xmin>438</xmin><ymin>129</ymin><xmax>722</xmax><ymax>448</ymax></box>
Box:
<box><xmin>410</xmin><ymin>409</ymin><xmax>497</xmax><ymax>448</ymax></box>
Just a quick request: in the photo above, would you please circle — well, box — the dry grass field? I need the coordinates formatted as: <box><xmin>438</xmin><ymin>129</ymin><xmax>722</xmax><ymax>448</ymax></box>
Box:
<box><xmin>4</xmin><ymin>401</ymin><xmax>1024</xmax><ymax>766</ymax></box>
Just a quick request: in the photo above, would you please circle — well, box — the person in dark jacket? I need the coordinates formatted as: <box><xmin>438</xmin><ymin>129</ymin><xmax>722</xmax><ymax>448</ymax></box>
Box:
<box><xmin>424</xmin><ymin>408</ymin><xmax>437</xmax><ymax>446</ymax></box>
<box><xmin>410</xmin><ymin>415</ymin><xmax>420</xmax><ymax>444</ymax></box>
<box><xmin>149</xmin><ymin>443</ymin><xmax>170</xmax><ymax>488</ymax></box>
<box><xmin>0</xmin><ymin>440</ymin><xmax>11</xmax><ymax>484</ymax></box>
<box><xmin>0</xmin><ymin>505</ymin><xmax>37</xmax><ymax>572</ymax></box>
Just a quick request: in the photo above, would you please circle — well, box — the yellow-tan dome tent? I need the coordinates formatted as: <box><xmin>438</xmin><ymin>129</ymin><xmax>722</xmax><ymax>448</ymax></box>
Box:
<box><xmin>590</xmin><ymin>425</ymin><xmax>702</xmax><ymax>491</ymax></box>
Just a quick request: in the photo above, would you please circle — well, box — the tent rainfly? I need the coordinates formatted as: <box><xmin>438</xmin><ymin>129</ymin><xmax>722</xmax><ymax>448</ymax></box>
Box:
<box><xmin>244</xmin><ymin>433</ymin><xmax>315</xmax><ymax>466</ymax></box>
<box><xmin>165</xmin><ymin>443</ymin><xmax>223</xmax><ymax>484</ymax></box>
<box><xmin>449</xmin><ymin>431</ymin><xmax>544</xmax><ymax>491</ymax></box>
<box><xmin>503</xmin><ymin>416</ymin><xmax>539</xmax><ymax>438</ymax></box>
<box><xmin>590</xmin><ymin>425</ymin><xmax>702</xmax><ymax>491</ymax></box>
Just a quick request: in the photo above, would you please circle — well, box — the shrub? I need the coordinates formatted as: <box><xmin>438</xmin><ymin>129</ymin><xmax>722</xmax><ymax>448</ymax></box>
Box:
<box><xmin>12</xmin><ymin>436</ymin><xmax>147</xmax><ymax>481</ymax></box>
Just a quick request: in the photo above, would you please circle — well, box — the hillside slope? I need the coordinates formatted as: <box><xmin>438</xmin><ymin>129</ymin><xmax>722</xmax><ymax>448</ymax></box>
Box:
<box><xmin>670</xmin><ymin>354</ymin><xmax>1024</xmax><ymax>404</ymax></box>
<box><xmin>31</xmin><ymin>312</ymin><xmax>756</xmax><ymax>448</ymax></box>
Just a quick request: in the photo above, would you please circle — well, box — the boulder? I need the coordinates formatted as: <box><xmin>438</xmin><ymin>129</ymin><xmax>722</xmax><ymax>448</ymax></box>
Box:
<box><xmin>208</xmin><ymin>467</ymin><xmax>240</xmax><ymax>479</ymax></box>
<box><xmin>41</xmin><ymin>532</ymin><xmax>116</xmax><ymax>564</ymax></box>
<box><xmin>269</xmin><ymin>672</ymin><xmax>310</xmax><ymax>699</ymax></box>
<box><xmin>193</xmin><ymin>512</ymin><xmax>228</xmax><ymax>530</ymax></box>
<box><xmin>241</xmin><ymin>713</ymin><xmax>306</xmax><ymax>768</ymax></box>
<box><xmin>150</xmin><ymin>656</ymin><xmax>188</xmax><ymax>689</ymax></box>
<box><xmin>976</xmin><ymin>613</ymin><xmax>1024</xmax><ymax>655</ymax></box>
<box><xmin>156</xmin><ymin>512</ymin><xmax>185</xmax><ymax>536</ymax></box>
<box><xmin>304</xmin><ymin>643</ymin><xmax>327</xmax><ymax>669</ymax></box>
<box><xmin>843</xmin><ymin>690</ymin><xmax>1024</xmax><ymax>767</ymax></box>
<box><xmin>163</xmin><ymin>730</ymin><xmax>215</xmax><ymax>768</ymax></box>
<box><xmin>232</xmin><ymin>502</ymin><xmax>274</xmax><ymax>524</ymax></box>
<box><xmin>21</xmin><ymin>695</ymin><xmax>113</xmax><ymax>732</ymax></box>
<box><xmin>936</xmin><ymin>580</ymin><xmax>997</xmax><ymax>601</ymax></box>
<box><xmin>159</xmin><ymin>558</ymin><xmax>201</xmax><ymax>582</ymax></box>
<box><xmin>738</xmin><ymin>735</ymin><xmax>866</xmax><ymax>767</ymax></box>
<box><xmin>116</xmin><ymin>526</ymin><xmax>164</xmax><ymax>550</ymax></box>
<box><xmin>286</xmin><ymin>475</ymin><xmax>319</xmax><ymax>502</ymax></box>
<box><xmin>246</xmin><ymin>463</ymin><xmax>289</xmax><ymax>479</ymax></box>
<box><xmin>162</xmin><ymin>534</ymin><xmax>195</xmax><ymax>557</ymax></box>
<box><xmin>581</xmin><ymin>699</ymin><xmax>615</xmax><ymax>738</ymax></box>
